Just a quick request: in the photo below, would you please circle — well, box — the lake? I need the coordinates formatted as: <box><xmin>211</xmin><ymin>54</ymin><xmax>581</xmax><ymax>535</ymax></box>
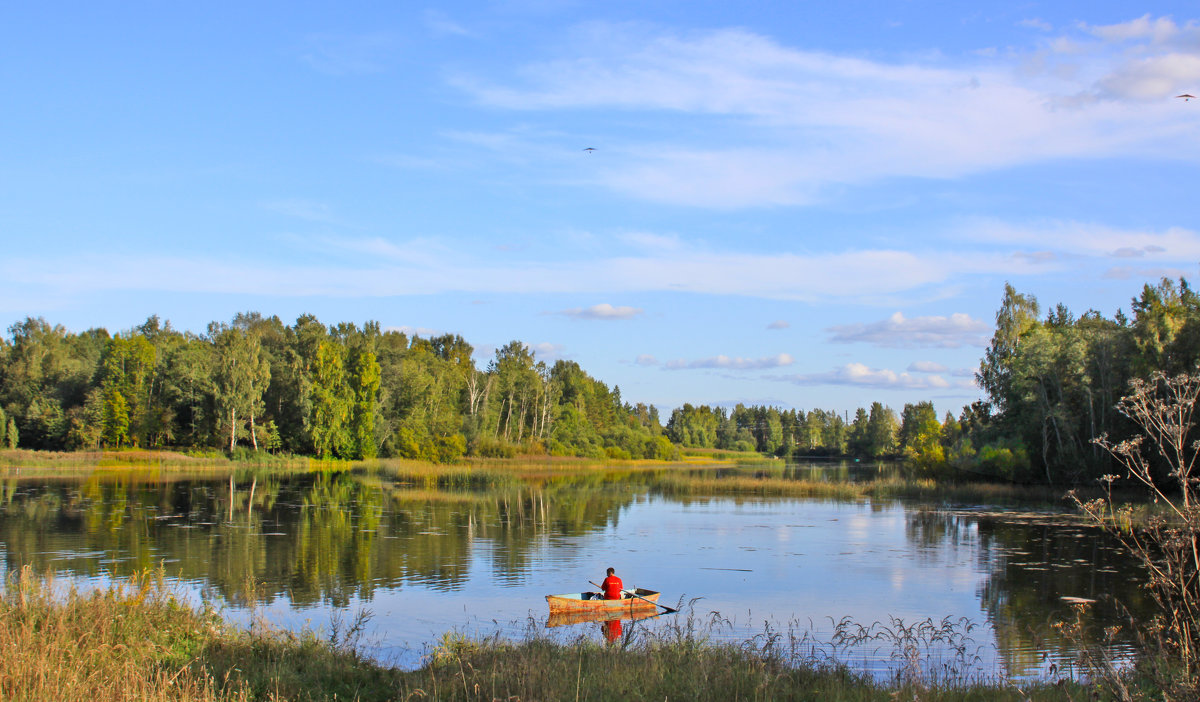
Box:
<box><xmin>0</xmin><ymin>460</ymin><xmax>1148</xmax><ymax>681</ymax></box>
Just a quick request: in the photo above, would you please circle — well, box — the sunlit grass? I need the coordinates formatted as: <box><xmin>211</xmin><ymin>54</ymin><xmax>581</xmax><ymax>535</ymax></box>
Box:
<box><xmin>0</xmin><ymin>567</ymin><xmax>404</xmax><ymax>702</ymax></box>
<box><xmin>2</xmin><ymin>447</ymin><xmax>1088</xmax><ymax>507</ymax></box>
<box><xmin>653</xmin><ymin>474</ymin><xmax>864</xmax><ymax>500</ymax></box>
<box><xmin>1</xmin><ymin>570</ymin><xmax>1115</xmax><ymax>702</ymax></box>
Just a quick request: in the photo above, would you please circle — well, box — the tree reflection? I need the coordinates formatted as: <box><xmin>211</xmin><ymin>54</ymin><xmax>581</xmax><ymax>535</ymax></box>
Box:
<box><xmin>0</xmin><ymin>471</ymin><xmax>636</xmax><ymax>607</ymax></box>
<box><xmin>903</xmin><ymin>508</ymin><xmax>1150</xmax><ymax>678</ymax></box>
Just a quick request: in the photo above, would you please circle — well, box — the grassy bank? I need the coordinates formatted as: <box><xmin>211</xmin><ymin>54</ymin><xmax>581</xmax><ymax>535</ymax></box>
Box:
<box><xmin>0</xmin><ymin>568</ymin><xmax>1146</xmax><ymax>701</ymax></box>
<box><xmin>650</xmin><ymin>472</ymin><xmax>1079</xmax><ymax>506</ymax></box>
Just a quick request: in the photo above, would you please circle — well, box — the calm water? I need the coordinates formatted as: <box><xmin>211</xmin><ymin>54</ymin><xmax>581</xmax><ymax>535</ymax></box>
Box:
<box><xmin>0</xmin><ymin>462</ymin><xmax>1148</xmax><ymax>680</ymax></box>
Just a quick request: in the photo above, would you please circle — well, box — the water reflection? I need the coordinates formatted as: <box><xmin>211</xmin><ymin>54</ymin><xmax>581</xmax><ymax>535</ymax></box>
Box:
<box><xmin>0</xmin><ymin>465</ymin><xmax>1152</xmax><ymax>679</ymax></box>
<box><xmin>0</xmin><ymin>471</ymin><xmax>638</xmax><ymax>607</ymax></box>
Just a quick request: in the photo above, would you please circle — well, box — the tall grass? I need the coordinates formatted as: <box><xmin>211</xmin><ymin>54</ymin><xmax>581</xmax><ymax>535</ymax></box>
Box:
<box><xmin>2</xmin><ymin>567</ymin><xmax>1120</xmax><ymax>701</ymax></box>
<box><xmin>0</xmin><ymin>567</ymin><xmax>403</xmax><ymax>702</ymax></box>
<box><xmin>397</xmin><ymin>608</ymin><xmax>1102</xmax><ymax>701</ymax></box>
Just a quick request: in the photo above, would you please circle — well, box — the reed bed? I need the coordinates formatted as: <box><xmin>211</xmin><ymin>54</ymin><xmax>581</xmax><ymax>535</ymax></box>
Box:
<box><xmin>652</xmin><ymin>474</ymin><xmax>865</xmax><ymax>500</ymax></box>
<box><xmin>399</xmin><ymin>610</ymin><xmax>1106</xmax><ymax>701</ymax></box>
<box><xmin>0</xmin><ymin>567</ymin><xmax>403</xmax><ymax>702</ymax></box>
<box><xmin>0</xmin><ymin>569</ymin><xmax>1150</xmax><ymax>701</ymax></box>
<box><xmin>649</xmin><ymin>472</ymin><xmax>1071</xmax><ymax>505</ymax></box>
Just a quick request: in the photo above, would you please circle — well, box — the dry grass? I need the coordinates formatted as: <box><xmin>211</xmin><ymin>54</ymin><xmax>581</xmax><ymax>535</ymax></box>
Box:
<box><xmin>0</xmin><ymin>569</ymin><xmax>1140</xmax><ymax>702</ymax></box>
<box><xmin>0</xmin><ymin>567</ymin><xmax>241</xmax><ymax>701</ymax></box>
<box><xmin>0</xmin><ymin>567</ymin><xmax>403</xmax><ymax>702</ymax></box>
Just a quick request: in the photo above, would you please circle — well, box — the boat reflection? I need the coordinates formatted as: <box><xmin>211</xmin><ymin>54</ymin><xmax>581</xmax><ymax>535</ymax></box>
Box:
<box><xmin>545</xmin><ymin>606</ymin><xmax>663</xmax><ymax>629</ymax></box>
<box><xmin>546</xmin><ymin>605</ymin><xmax>665</xmax><ymax>644</ymax></box>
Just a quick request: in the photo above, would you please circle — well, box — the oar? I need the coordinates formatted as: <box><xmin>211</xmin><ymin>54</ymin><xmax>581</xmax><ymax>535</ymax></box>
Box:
<box><xmin>590</xmin><ymin>581</ymin><xmax>678</xmax><ymax>614</ymax></box>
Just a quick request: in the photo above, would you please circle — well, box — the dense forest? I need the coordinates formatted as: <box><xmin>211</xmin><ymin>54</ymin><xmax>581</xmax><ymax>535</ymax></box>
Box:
<box><xmin>1</xmin><ymin>276</ymin><xmax>1196</xmax><ymax>482</ymax></box>
<box><xmin>0</xmin><ymin>313</ymin><xmax>674</xmax><ymax>462</ymax></box>
<box><xmin>667</xmin><ymin>277</ymin><xmax>1200</xmax><ymax>486</ymax></box>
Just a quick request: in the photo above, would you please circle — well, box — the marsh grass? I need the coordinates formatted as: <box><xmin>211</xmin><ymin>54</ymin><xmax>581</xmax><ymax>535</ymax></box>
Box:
<box><xmin>0</xmin><ymin>567</ymin><xmax>404</xmax><ymax>702</ymax></box>
<box><xmin>650</xmin><ymin>472</ymin><xmax>1073</xmax><ymax>505</ymax></box>
<box><xmin>1</xmin><ymin>570</ymin><xmax>1133</xmax><ymax>701</ymax></box>
<box><xmin>398</xmin><ymin>605</ymin><xmax>1104</xmax><ymax>701</ymax></box>
<box><xmin>0</xmin><ymin>448</ymin><xmax>317</xmax><ymax>479</ymax></box>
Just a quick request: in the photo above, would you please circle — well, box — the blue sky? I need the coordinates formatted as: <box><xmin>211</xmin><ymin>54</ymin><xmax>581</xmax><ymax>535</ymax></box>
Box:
<box><xmin>3</xmin><ymin>2</ymin><xmax>1199</xmax><ymax>417</ymax></box>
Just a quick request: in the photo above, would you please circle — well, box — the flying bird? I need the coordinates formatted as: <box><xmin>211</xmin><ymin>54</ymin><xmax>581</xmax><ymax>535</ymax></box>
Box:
<box><xmin>582</xmin><ymin>147</ymin><xmax>596</xmax><ymax>153</ymax></box>
<box><xmin>1178</xmin><ymin>94</ymin><xmax>1195</xmax><ymax>101</ymax></box>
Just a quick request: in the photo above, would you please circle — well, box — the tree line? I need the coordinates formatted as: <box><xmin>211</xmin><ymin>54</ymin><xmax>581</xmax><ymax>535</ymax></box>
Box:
<box><xmin>1</xmin><ymin>275</ymin><xmax>1191</xmax><ymax>481</ymax></box>
<box><xmin>0</xmin><ymin>313</ymin><xmax>674</xmax><ymax>462</ymax></box>
<box><xmin>967</xmin><ymin>277</ymin><xmax>1200</xmax><ymax>485</ymax></box>
<box><xmin>666</xmin><ymin>277</ymin><xmax>1200</xmax><ymax>486</ymax></box>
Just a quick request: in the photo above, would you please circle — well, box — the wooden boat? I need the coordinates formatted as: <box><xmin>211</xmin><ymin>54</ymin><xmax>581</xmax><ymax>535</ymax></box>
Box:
<box><xmin>545</xmin><ymin>589</ymin><xmax>660</xmax><ymax>616</ymax></box>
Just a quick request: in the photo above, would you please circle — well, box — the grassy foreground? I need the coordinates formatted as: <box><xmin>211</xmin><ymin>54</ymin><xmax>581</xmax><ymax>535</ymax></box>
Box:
<box><xmin>0</xmin><ymin>568</ymin><xmax>1140</xmax><ymax>702</ymax></box>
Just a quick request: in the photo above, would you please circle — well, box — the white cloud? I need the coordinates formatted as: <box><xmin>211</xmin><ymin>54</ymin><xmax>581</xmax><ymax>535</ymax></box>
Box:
<box><xmin>782</xmin><ymin>362</ymin><xmax>976</xmax><ymax>390</ymax></box>
<box><xmin>634</xmin><ymin>354</ymin><xmax>659</xmax><ymax>366</ymax></box>
<box><xmin>908</xmin><ymin>360</ymin><xmax>948</xmax><ymax>373</ymax></box>
<box><xmin>425</xmin><ymin>10</ymin><xmax>473</xmax><ymax>37</ymax></box>
<box><xmin>1103</xmin><ymin>265</ymin><xmax>1189</xmax><ymax>280</ymax></box>
<box><xmin>0</xmin><ymin>236</ymin><xmax>1046</xmax><ymax>304</ymax></box>
<box><xmin>767</xmin><ymin>320</ymin><xmax>790</xmax><ymax>330</ymax></box>
<box><xmin>559</xmin><ymin>303</ymin><xmax>644</xmax><ymax>320</ymax></box>
<box><xmin>1096</xmin><ymin>53</ymin><xmax>1200</xmax><ymax>101</ymax></box>
<box><xmin>1082</xmin><ymin>15</ymin><xmax>1192</xmax><ymax>44</ymax></box>
<box><xmin>967</xmin><ymin>219</ymin><xmax>1200</xmax><ymax>261</ymax></box>
<box><xmin>617</xmin><ymin>231</ymin><xmax>685</xmax><ymax>252</ymax></box>
<box><xmin>827</xmin><ymin>312</ymin><xmax>990</xmax><ymax>348</ymax></box>
<box><xmin>389</xmin><ymin>325</ymin><xmax>442</xmax><ymax>338</ymax></box>
<box><xmin>451</xmin><ymin>21</ymin><xmax>1200</xmax><ymax>208</ymax></box>
<box><xmin>664</xmin><ymin>353</ymin><xmax>794</xmax><ymax>371</ymax></box>
<box><xmin>530</xmin><ymin>342</ymin><xmax>566</xmax><ymax>361</ymax></box>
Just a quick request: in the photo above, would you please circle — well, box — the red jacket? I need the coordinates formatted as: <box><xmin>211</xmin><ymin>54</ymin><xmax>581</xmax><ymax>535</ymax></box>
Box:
<box><xmin>601</xmin><ymin>574</ymin><xmax>624</xmax><ymax>600</ymax></box>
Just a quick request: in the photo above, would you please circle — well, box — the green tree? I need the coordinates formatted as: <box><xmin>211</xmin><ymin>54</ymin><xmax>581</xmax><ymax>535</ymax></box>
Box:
<box><xmin>865</xmin><ymin>402</ymin><xmax>898</xmax><ymax>458</ymax></box>
<box><xmin>348</xmin><ymin>349</ymin><xmax>381</xmax><ymax>459</ymax></box>
<box><xmin>310</xmin><ymin>340</ymin><xmax>352</xmax><ymax>458</ymax></box>
<box><xmin>101</xmin><ymin>387</ymin><xmax>129</xmax><ymax>448</ymax></box>
<box><xmin>847</xmin><ymin>408</ymin><xmax>870</xmax><ymax>457</ymax></box>
<box><xmin>211</xmin><ymin>324</ymin><xmax>271</xmax><ymax>452</ymax></box>
<box><xmin>898</xmin><ymin>401</ymin><xmax>944</xmax><ymax>474</ymax></box>
<box><xmin>978</xmin><ymin>283</ymin><xmax>1040</xmax><ymax>416</ymax></box>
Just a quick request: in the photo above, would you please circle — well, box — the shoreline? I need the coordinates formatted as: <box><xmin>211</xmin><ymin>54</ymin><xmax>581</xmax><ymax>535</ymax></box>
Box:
<box><xmin>0</xmin><ymin>568</ymin><xmax>1124</xmax><ymax>701</ymax></box>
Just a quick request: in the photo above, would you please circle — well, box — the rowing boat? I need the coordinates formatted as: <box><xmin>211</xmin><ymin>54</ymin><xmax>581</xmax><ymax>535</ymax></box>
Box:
<box><xmin>545</xmin><ymin>589</ymin><xmax>660</xmax><ymax>616</ymax></box>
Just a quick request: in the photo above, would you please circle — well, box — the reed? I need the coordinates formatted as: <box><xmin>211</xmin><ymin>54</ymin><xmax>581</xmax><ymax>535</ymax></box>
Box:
<box><xmin>0</xmin><ymin>570</ymin><xmax>1140</xmax><ymax>701</ymax></box>
<box><xmin>0</xmin><ymin>567</ymin><xmax>403</xmax><ymax>702</ymax></box>
<box><xmin>398</xmin><ymin>610</ymin><xmax>1102</xmax><ymax>701</ymax></box>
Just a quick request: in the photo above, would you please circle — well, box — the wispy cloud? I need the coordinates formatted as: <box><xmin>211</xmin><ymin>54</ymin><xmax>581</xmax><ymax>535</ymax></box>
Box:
<box><xmin>425</xmin><ymin>10</ymin><xmax>473</xmax><ymax>37</ymax></box>
<box><xmin>767</xmin><ymin>320</ymin><xmax>790</xmax><ymax>330</ymax></box>
<box><xmin>827</xmin><ymin>312</ymin><xmax>990</xmax><ymax>348</ymax></box>
<box><xmin>530</xmin><ymin>342</ymin><xmax>566</xmax><ymax>361</ymax></box>
<box><xmin>387</xmin><ymin>325</ymin><xmax>442</xmax><ymax>338</ymax></box>
<box><xmin>663</xmin><ymin>353</ymin><xmax>794</xmax><ymax>370</ymax></box>
<box><xmin>558</xmin><ymin>303</ymin><xmax>644</xmax><ymax>320</ymax></box>
<box><xmin>908</xmin><ymin>360</ymin><xmax>948</xmax><ymax>373</ymax></box>
<box><xmin>781</xmin><ymin>362</ymin><xmax>976</xmax><ymax>390</ymax></box>
<box><xmin>300</xmin><ymin>32</ymin><xmax>398</xmax><ymax>75</ymax></box>
<box><xmin>261</xmin><ymin>199</ymin><xmax>341</xmax><ymax>225</ymax></box>
<box><xmin>0</xmin><ymin>236</ymin><xmax>1047</xmax><ymax>304</ymax></box>
<box><xmin>451</xmin><ymin>20</ymin><xmax>1200</xmax><ymax>208</ymax></box>
<box><xmin>967</xmin><ymin>219</ymin><xmax>1200</xmax><ymax>261</ymax></box>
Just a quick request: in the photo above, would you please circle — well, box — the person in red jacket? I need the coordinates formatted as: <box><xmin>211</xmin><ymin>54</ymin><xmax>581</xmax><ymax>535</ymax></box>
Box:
<box><xmin>601</xmin><ymin>567</ymin><xmax>624</xmax><ymax>600</ymax></box>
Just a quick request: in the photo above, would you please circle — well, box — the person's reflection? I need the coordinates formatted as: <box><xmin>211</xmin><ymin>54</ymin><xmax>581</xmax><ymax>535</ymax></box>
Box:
<box><xmin>601</xmin><ymin>618</ymin><xmax>622</xmax><ymax>644</ymax></box>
